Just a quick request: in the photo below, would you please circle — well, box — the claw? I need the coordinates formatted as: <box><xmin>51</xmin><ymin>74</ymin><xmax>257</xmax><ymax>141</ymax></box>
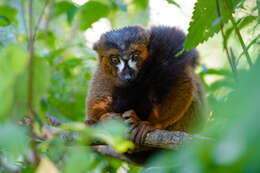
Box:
<box><xmin>122</xmin><ymin>110</ymin><xmax>154</xmax><ymax>145</ymax></box>
<box><xmin>134</xmin><ymin>124</ymin><xmax>151</xmax><ymax>145</ymax></box>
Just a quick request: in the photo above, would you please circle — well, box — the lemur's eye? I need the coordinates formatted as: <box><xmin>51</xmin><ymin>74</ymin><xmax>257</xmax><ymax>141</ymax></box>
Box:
<box><xmin>110</xmin><ymin>55</ymin><xmax>120</xmax><ymax>64</ymax></box>
<box><xmin>131</xmin><ymin>51</ymin><xmax>140</xmax><ymax>61</ymax></box>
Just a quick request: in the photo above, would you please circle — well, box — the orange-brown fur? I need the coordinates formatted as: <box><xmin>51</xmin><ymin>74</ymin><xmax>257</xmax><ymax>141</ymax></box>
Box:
<box><xmin>85</xmin><ymin>26</ymin><xmax>207</xmax><ymax>149</ymax></box>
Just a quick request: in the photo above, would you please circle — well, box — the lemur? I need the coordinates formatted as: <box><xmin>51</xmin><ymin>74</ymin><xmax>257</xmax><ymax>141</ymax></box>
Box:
<box><xmin>85</xmin><ymin>26</ymin><xmax>207</xmax><ymax>146</ymax></box>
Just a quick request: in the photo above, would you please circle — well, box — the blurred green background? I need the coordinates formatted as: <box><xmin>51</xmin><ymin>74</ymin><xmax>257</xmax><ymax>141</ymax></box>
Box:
<box><xmin>0</xmin><ymin>0</ymin><xmax>259</xmax><ymax>172</ymax></box>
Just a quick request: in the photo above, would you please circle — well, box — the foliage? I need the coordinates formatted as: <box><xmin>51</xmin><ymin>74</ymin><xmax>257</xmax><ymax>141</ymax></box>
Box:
<box><xmin>0</xmin><ymin>0</ymin><xmax>259</xmax><ymax>172</ymax></box>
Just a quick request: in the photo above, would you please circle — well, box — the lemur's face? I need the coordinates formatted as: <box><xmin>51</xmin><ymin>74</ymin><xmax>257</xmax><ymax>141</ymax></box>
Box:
<box><xmin>94</xmin><ymin>26</ymin><xmax>149</xmax><ymax>86</ymax></box>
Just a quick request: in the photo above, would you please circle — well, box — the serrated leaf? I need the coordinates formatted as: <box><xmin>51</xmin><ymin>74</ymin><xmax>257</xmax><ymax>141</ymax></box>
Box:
<box><xmin>184</xmin><ymin>0</ymin><xmax>242</xmax><ymax>50</ymax></box>
<box><xmin>79</xmin><ymin>1</ymin><xmax>109</xmax><ymax>30</ymax></box>
<box><xmin>0</xmin><ymin>5</ymin><xmax>17</xmax><ymax>26</ymax></box>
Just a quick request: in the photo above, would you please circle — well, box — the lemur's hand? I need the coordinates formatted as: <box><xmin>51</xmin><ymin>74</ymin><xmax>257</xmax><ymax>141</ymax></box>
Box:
<box><xmin>122</xmin><ymin>110</ymin><xmax>155</xmax><ymax>145</ymax></box>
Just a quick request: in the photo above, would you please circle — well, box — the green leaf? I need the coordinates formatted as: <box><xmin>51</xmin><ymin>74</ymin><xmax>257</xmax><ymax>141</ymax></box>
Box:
<box><xmin>0</xmin><ymin>5</ymin><xmax>17</xmax><ymax>26</ymax></box>
<box><xmin>0</xmin><ymin>122</ymin><xmax>29</xmax><ymax>160</ymax></box>
<box><xmin>79</xmin><ymin>1</ymin><xmax>109</xmax><ymax>30</ymax></box>
<box><xmin>166</xmin><ymin>0</ymin><xmax>181</xmax><ymax>8</ymax></box>
<box><xmin>67</xmin><ymin>8</ymin><xmax>78</xmax><ymax>24</ymax></box>
<box><xmin>0</xmin><ymin>44</ymin><xmax>28</xmax><ymax>118</ymax></box>
<box><xmin>134</xmin><ymin>0</ymin><xmax>149</xmax><ymax>9</ymax></box>
<box><xmin>184</xmin><ymin>0</ymin><xmax>241</xmax><ymax>50</ymax></box>
<box><xmin>224</xmin><ymin>15</ymin><xmax>257</xmax><ymax>46</ymax></box>
<box><xmin>54</xmin><ymin>1</ymin><xmax>77</xmax><ymax>17</ymax></box>
<box><xmin>12</xmin><ymin>58</ymin><xmax>51</xmax><ymax>120</ymax></box>
<box><xmin>94</xmin><ymin>119</ymin><xmax>134</xmax><ymax>152</ymax></box>
<box><xmin>0</xmin><ymin>15</ymin><xmax>10</xmax><ymax>26</ymax></box>
<box><xmin>256</xmin><ymin>0</ymin><xmax>260</xmax><ymax>23</ymax></box>
<box><xmin>62</xmin><ymin>147</ymin><xmax>96</xmax><ymax>173</ymax></box>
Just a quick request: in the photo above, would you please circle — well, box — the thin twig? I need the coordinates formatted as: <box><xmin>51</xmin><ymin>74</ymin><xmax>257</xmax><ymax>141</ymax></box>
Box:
<box><xmin>236</xmin><ymin>34</ymin><xmax>260</xmax><ymax>66</ymax></box>
<box><xmin>44</xmin><ymin>0</ymin><xmax>53</xmax><ymax>32</ymax></box>
<box><xmin>229</xmin><ymin>48</ymin><xmax>238</xmax><ymax>75</ymax></box>
<box><xmin>28</xmin><ymin>0</ymin><xmax>40</xmax><ymax>165</ymax></box>
<box><xmin>216</xmin><ymin>0</ymin><xmax>237</xmax><ymax>80</ymax></box>
<box><xmin>20</xmin><ymin>0</ymin><xmax>28</xmax><ymax>42</ymax></box>
<box><xmin>33</xmin><ymin>0</ymin><xmax>49</xmax><ymax>41</ymax></box>
<box><xmin>222</xmin><ymin>0</ymin><xmax>253</xmax><ymax>68</ymax></box>
<box><xmin>65</xmin><ymin>21</ymin><xmax>79</xmax><ymax>45</ymax></box>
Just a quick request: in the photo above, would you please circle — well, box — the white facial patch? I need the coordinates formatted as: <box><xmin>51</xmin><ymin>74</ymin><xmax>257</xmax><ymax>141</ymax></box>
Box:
<box><xmin>128</xmin><ymin>59</ymin><xmax>138</xmax><ymax>71</ymax></box>
<box><xmin>116</xmin><ymin>59</ymin><xmax>125</xmax><ymax>72</ymax></box>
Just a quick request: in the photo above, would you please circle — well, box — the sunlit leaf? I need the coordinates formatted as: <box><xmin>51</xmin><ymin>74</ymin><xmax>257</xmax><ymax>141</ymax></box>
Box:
<box><xmin>94</xmin><ymin>119</ymin><xmax>134</xmax><ymax>152</ymax></box>
<box><xmin>0</xmin><ymin>44</ymin><xmax>28</xmax><ymax>118</ymax></box>
<box><xmin>79</xmin><ymin>1</ymin><xmax>109</xmax><ymax>30</ymax></box>
<box><xmin>0</xmin><ymin>15</ymin><xmax>10</xmax><ymax>26</ymax></box>
<box><xmin>134</xmin><ymin>0</ymin><xmax>149</xmax><ymax>9</ymax></box>
<box><xmin>54</xmin><ymin>1</ymin><xmax>77</xmax><ymax>17</ymax></box>
<box><xmin>184</xmin><ymin>0</ymin><xmax>241</xmax><ymax>50</ymax></box>
<box><xmin>0</xmin><ymin>5</ymin><xmax>17</xmax><ymax>26</ymax></box>
<box><xmin>36</xmin><ymin>157</ymin><xmax>60</xmax><ymax>173</ymax></box>
<box><xmin>13</xmin><ymin>58</ymin><xmax>51</xmax><ymax>120</ymax></box>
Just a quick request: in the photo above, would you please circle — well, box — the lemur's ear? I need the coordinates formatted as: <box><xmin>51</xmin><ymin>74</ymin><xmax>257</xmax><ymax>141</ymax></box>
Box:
<box><xmin>93</xmin><ymin>35</ymin><xmax>105</xmax><ymax>52</ymax></box>
<box><xmin>93</xmin><ymin>42</ymin><xmax>98</xmax><ymax>51</ymax></box>
<box><xmin>144</xmin><ymin>30</ymin><xmax>151</xmax><ymax>44</ymax></box>
<box><xmin>139</xmin><ymin>28</ymin><xmax>150</xmax><ymax>45</ymax></box>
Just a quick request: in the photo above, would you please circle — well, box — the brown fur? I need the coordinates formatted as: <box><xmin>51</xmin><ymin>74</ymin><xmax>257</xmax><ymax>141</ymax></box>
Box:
<box><xmin>85</xmin><ymin>26</ymin><xmax>207</xmax><ymax>159</ymax></box>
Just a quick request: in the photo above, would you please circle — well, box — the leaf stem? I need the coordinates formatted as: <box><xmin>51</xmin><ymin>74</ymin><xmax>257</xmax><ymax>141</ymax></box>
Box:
<box><xmin>216</xmin><ymin>0</ymin><xmax>237</xmax><ymax>80</ymax></box>
<box><xmin>33</xmin><ymin>0</ymin><xmax>49</xmax><ymax>41</ymax></box>
<box><xmin>222</xmin><ymin>0</ymin><xmax>253</xmax><ymax>68</ymax></box>
<box><xmin>20</xmin><ymin>0</ymin><xmax>28</xmax><ymax>42</ymax></box>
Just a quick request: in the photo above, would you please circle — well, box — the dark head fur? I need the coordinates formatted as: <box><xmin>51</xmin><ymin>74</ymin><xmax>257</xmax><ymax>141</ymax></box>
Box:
<box><xmin>94</xmin><ymin>26</ymin><xmax>150</xmax><ymax>85</ymax></box>
<box><xmin>94</xmin><ymin>26</ymin><xmax>149</xmax><ymax>52</ymax></box>
<box><xmin>110</xmin><ymin>26</ymin><xmax>199</xmax><ymax>120</ymax></box>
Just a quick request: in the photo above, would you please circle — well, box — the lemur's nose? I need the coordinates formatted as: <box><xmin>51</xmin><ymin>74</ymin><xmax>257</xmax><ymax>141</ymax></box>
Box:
<box><xmin>123</xmin><ymin>74</ymin><xmax>132</xmax><ymax>81</ymax></box>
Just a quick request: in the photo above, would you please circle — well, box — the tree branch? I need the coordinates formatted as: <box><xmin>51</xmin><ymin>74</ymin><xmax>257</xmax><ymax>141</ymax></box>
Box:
<box><xmin>46</xmin><ymin>115</ymin><xmax>213</xmax><ymax>165</ymax></box>
<box><xmin>91</xmin><ymin>130</ymin><xmax>213</xmax><ymax>165</ymax></box>
<box><xmin>46</xmin><ymin>116</ymin><xmax>212</xmax><ymax>165</ymax></box>
<box><xmin>28</xmin><ymin>0</ymin><xmax>40</xmax><ymax>165</ymax></box>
